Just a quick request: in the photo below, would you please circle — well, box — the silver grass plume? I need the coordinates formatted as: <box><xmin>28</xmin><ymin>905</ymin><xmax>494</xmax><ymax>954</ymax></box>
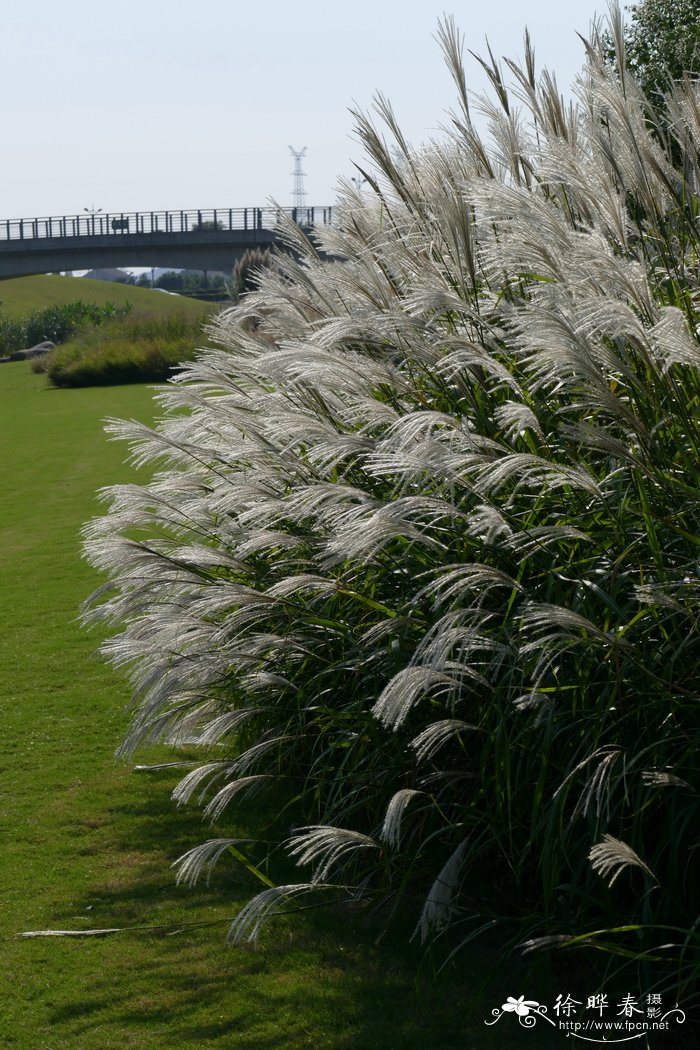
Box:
<box><xmin>589</xmin><ymin>834</ymin><xmax>656</xmax><ymax>888</ymax></box>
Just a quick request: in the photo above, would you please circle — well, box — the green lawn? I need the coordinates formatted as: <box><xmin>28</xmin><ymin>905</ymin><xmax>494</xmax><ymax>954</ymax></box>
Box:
<box><xmin>0</xmin><ymin>363</ymin><xmax>575</xmax><ymax>1049</ymax></box>
<box><xmin>0</xmin><ymin>274</ymin><xmax>211</xmax><ymax>320</ymax></box>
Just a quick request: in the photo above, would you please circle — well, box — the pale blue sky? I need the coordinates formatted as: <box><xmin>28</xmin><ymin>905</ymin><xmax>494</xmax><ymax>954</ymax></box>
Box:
<box><xmin>1</xmin><ymin>0</ymin><xmax>605</xmax><ymax>219</ymax></box>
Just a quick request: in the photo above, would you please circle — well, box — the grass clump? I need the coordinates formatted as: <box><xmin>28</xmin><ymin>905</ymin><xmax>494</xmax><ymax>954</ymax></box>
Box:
<box><xmin>82</xmin><ymin>4</ymin><xmax>700</xmax><ymax>1013</ymax></box>
<box><xmin>0</xmin><ymin>300</ymin><xmax>131</xmax><ymax>354</ymax></box>
<box><xmin>43</xmin><ymin>312</ymin><xmax>210</xmax><ymax>387</ymax></box>
<box><xmin>231</xmin><ymin>247</ymin><xmax>273</xmax><ymax>302</ymax></box>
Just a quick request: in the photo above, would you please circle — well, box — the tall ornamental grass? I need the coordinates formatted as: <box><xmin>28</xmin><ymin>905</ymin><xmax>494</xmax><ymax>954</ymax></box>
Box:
<box><xmin>83</xmin><ymin>8</ymin><xmax>699</xmax><ymax>997</ymax></box>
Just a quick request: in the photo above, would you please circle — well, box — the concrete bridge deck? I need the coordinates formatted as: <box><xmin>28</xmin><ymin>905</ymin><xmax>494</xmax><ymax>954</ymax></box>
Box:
<box><xmin>0</xmin><ymin>207</ymin><xmax>334</xmax><ymax>278</ymax></box>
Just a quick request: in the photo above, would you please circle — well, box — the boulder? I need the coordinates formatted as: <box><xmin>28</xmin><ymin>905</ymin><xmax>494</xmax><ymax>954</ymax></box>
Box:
<box><xmin>8</xmin><ymin>341</ymin><xmax>56</xmax><ymax>361</ymax></box>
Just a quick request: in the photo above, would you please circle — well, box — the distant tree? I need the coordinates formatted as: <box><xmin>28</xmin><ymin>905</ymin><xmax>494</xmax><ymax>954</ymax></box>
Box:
<box><xmin>173</xmin><ymin>271</ymin><xmax>226</xmax><ymax>300</ymax></box>
<box><xmin>191</xmin><ymin>219</ymin><xmax>225</xmax><ymax>232</ymax></box>
<box><xmin>206</xmin><ymin>274</ymin><xmax>227</xmax><ymax>296</ymax></box>
<box><xmin>155</xmin><ymin>271</ymin><xmax>185</xmax><ymax>292</ymax></box>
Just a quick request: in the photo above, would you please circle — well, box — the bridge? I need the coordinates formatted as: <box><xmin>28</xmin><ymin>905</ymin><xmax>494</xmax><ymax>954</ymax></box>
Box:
<box><xmin>0</xmin><ymin>206</ymin><xmax>334</xmax><ymax>279</ymax></box>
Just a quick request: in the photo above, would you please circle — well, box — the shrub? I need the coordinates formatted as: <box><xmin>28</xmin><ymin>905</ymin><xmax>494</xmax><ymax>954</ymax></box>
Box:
<box><xmin>46</xmin><ymin>312</ymin><xmax>206</xmax><ymax>387</ymax></box>
<box><xmin>0</xmin><ymin>300</ymin><xmax>130</xmax><ymax>354</ymax></box>
<box><xmin>83</xmin><ymin>8</ymin><xmax>699</xmax><ymax>998</ymax></box>
<box><xmin>0</xmin><ymin>315</ymin><xmax>28</xmax><ymax>353</ymax></box>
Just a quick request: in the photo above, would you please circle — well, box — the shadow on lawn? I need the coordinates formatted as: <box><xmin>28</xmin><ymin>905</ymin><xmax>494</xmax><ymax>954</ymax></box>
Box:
<box><xmin>43</xmin><ymin>919</ymin><xmax>493</xmax><ymax>1050</ymax></box>
<box><xmin>45</xmin><ymin>768</ymin><xmax>696</xmax><ymax>1049</ymax></box>
<box><xmin>40</xmin><ymin>767</ymin><xmax>500</xmax><ymax>1048</ymax></box>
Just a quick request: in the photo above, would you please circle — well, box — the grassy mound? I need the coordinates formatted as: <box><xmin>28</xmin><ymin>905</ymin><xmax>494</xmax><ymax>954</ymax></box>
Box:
<box><xmin>0</xmin><ymin>274</ymin><xmax>211</xmax><ymax>319</ymax></box>
<box><xmin>0</xmin><ymin>275</ymin><xmax>215</xmax><ymax>386</ymax></box>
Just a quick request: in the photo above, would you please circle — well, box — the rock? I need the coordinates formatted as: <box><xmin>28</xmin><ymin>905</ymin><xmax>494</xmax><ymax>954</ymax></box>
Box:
<box><xmin>8</xmin><ymin>341</ymin><xmax>56</xmax><ymax>361</ymax></box>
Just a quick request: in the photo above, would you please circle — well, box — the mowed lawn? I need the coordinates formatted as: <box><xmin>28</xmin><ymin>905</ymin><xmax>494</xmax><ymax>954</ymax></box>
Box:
<box><xmin>0</xmin><ymin>363</ymin><xmax>565</xmax><ymax>1049</ymax></box>
<box><xmin>0</xmin><ymin>363</ymin><xmax>493</xmax><ymax>1050</ymax></box>
<box><xmin>0</xmin><ymin>274</ymin><xmax>211</xmax><ymax>320</ymax></box>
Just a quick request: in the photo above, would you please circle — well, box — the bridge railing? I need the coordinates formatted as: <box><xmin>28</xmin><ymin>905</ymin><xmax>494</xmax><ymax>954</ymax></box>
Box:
<box><xmin>0</xmin><ymin>207</ymin><xmax>334</xmax><ymax>242</ymax></box>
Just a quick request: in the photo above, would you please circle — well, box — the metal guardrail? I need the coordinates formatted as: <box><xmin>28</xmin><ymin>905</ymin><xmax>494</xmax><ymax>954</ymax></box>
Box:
<box><xmin>0</xmin><ymin>207</ymin><xmax>334</xmax><ymax>242</ymax></box>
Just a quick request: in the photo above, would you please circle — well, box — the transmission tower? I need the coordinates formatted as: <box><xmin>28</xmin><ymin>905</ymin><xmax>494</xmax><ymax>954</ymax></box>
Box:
<box><xmin>289</xmin><ymin>145</ymin><xmax>307</xmax><ymax>211</ymax></box>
